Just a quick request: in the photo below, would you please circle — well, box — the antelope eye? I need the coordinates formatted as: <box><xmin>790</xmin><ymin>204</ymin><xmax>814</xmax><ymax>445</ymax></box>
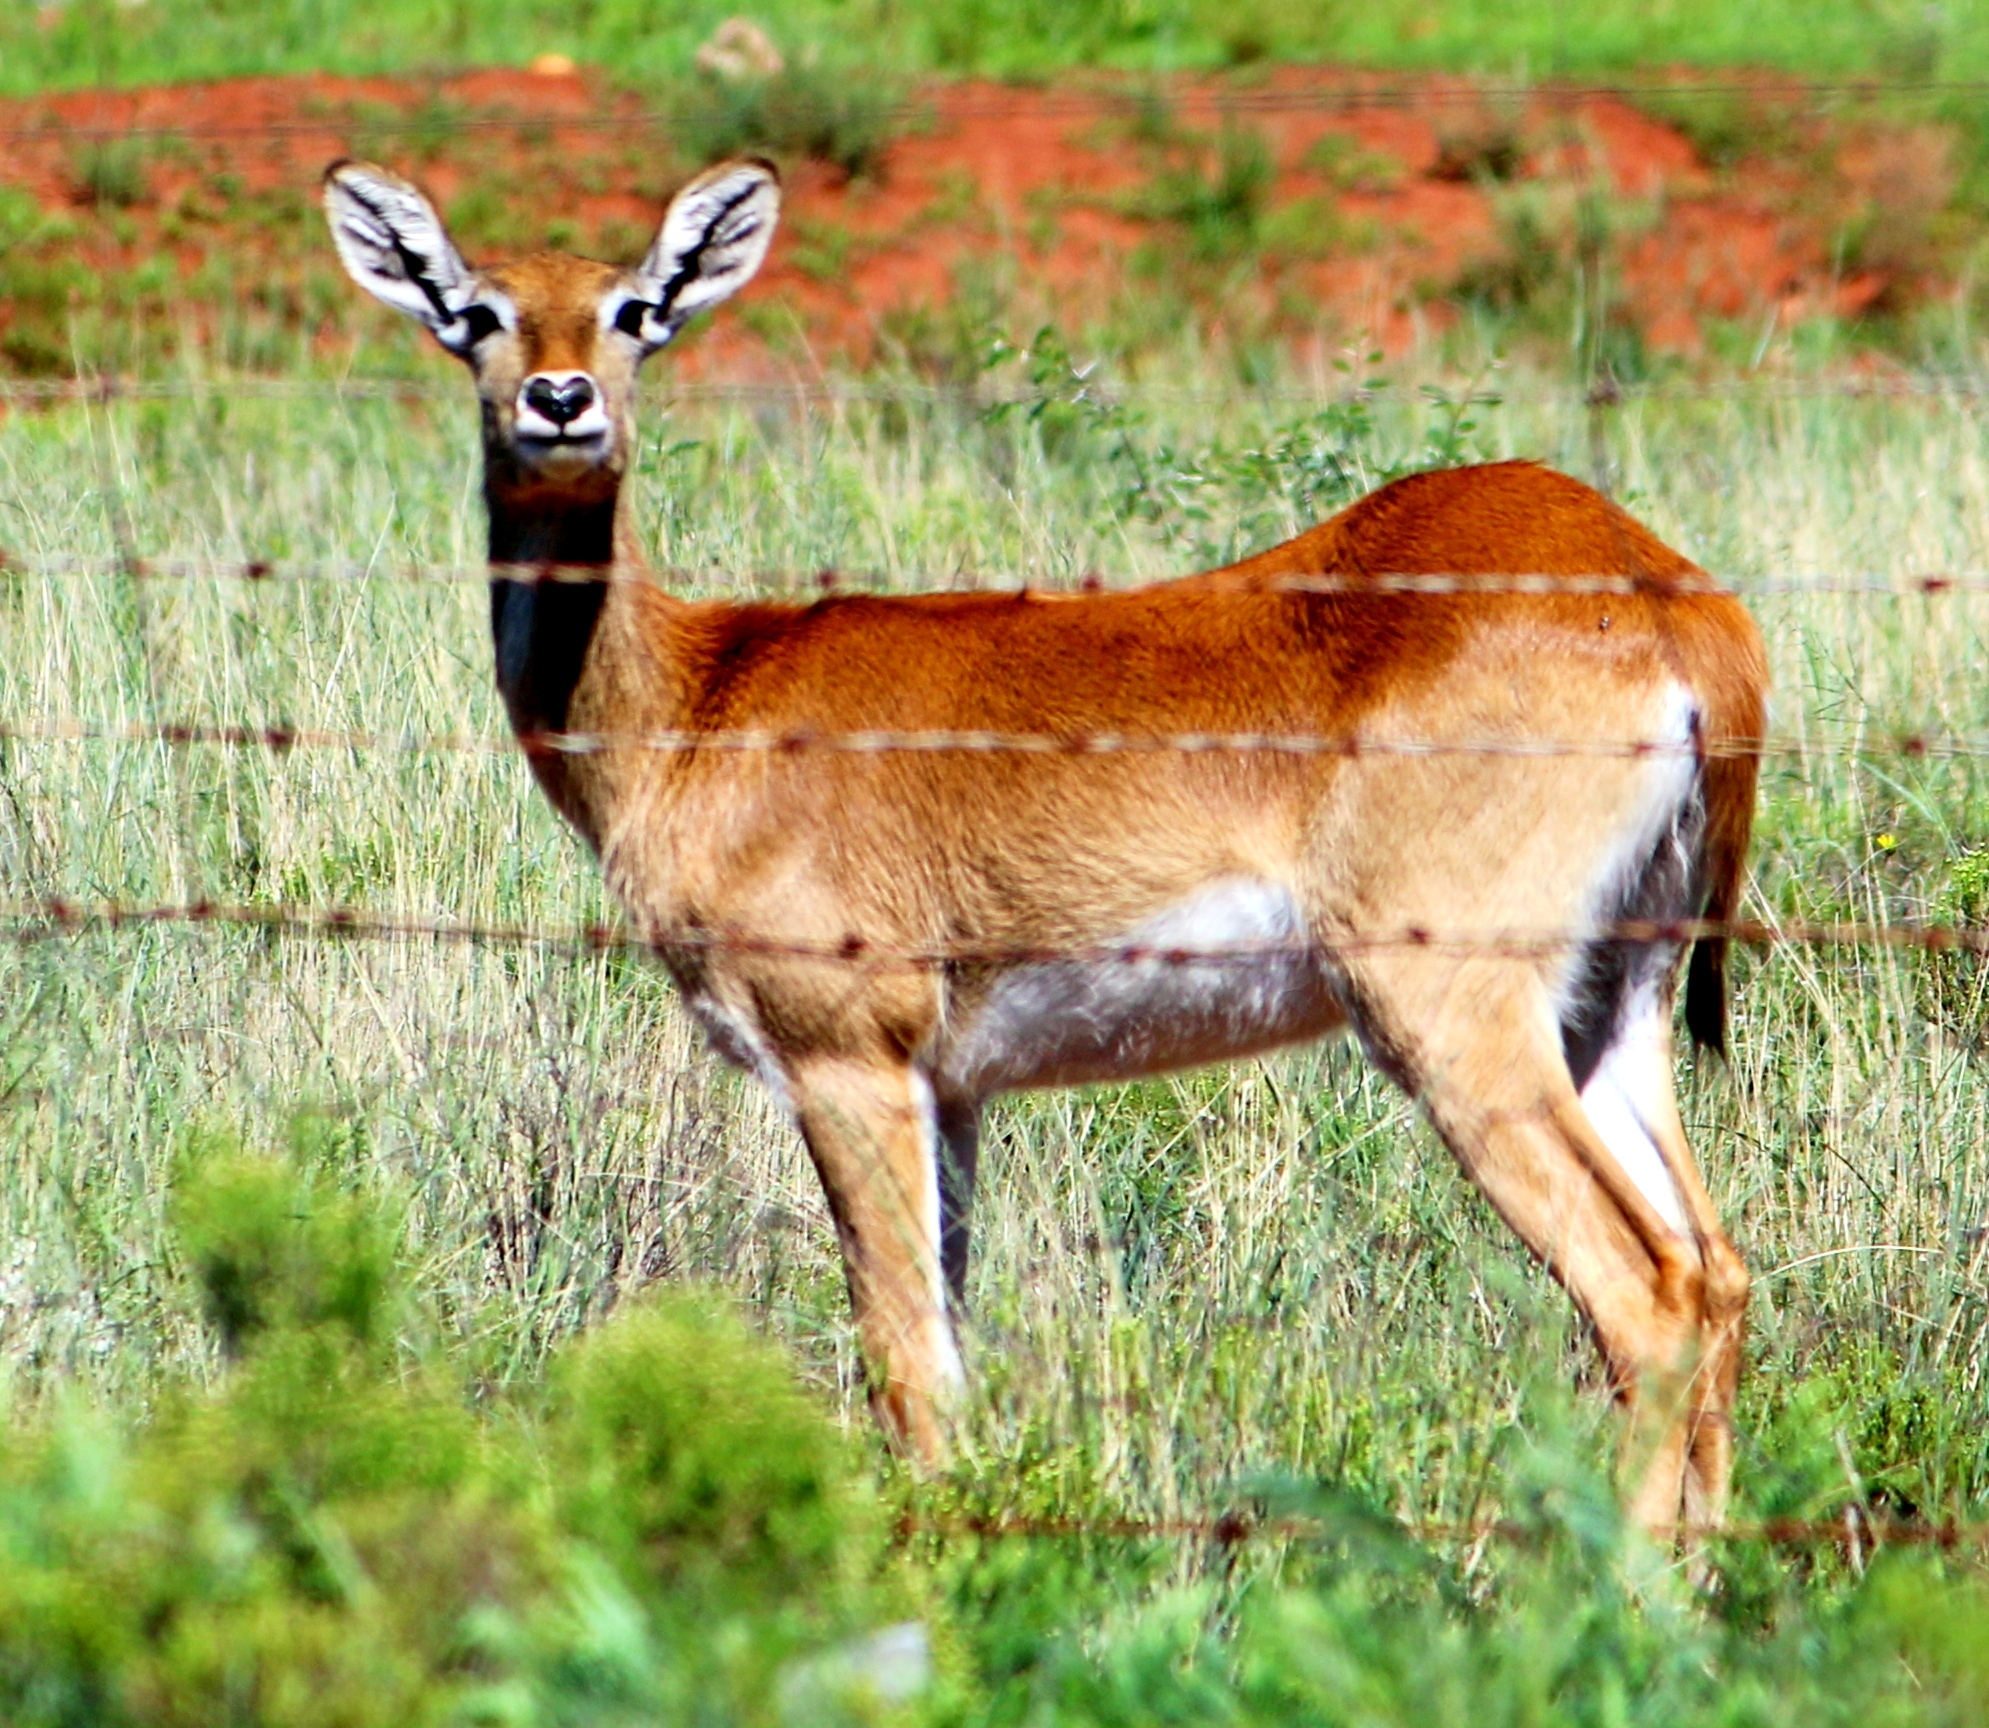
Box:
<box><xmin>614</xmin><ymin>298</ymin><xmax>653</xmax><ymax>338</ymax></box>
<box><xmin>458</xmin><ymin>303</ymin><xmax>503</xmax><ymax>346</ymax></box>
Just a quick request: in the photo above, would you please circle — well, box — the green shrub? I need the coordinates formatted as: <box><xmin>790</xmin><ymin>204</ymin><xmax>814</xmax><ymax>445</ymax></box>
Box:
<box><xmin>1124</xmin><ymin>124</ymin><xmax>1274</xmax><ymax>265</ymax></box>
<box><xmin>171</xmin><ymin>1140</ymin><xmax>400</xmax><ymax>1357</ymax></box>
<box><xmin>0</xmin><ymin>1144</ymin><xmax>901</xmax><ymax>1727</ymax></box>
<box><xmin>551</xmin><ymin>1294</ymin><xmax>876</xmax><ymax>1604</ymax></box>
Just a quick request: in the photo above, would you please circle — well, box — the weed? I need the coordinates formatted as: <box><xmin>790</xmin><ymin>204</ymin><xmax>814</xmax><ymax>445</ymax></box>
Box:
<box><xmin>1629</xmin><ymin>80</ymin><xmax>1809</xmax><ymax>172</ymax></box>
<box><xmin>1430</xmin><ymin>104</ymin><xmax>1528</xmax><ymax>184</ymax></box>
<box><xmin>69</xmin><ymin>137</ymin><xmax>151</xmax><ymax>209</ymax></box>
<box><xmin>1304</xmin><ymin>131</ymin><xmax>1409</xmax><ymax>194</ymax></box>
<box><xmin>1128</xmin><ymin>123</ymin><xmax>1275</xmax><ymax>264</ymax></box>
<box><xmin>1840</xmin><ymin>125</ymin><xmax>1959</xmax><ymax>285</ymax></box>
<box><xmin>1921</xmin><ymin>847</ymin><xmax>1989</xmax><ymax>1046</ymax></box>
<box><xmin>679</xmin><ymin>58</ymin><xmax>909</xmax><ymax>182</ymax></box>
<box><xmin>787</xmin><ymin>214</ymin><xmax>859</xmax><ymax>283</ymax></box>
<box><xmin>0</xmin><ymin>1145</ymin><xmax>903</xmax><ymax>1724</ymax></box>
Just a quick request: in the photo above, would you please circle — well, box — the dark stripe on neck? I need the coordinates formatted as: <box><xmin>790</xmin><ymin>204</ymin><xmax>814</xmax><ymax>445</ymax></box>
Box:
<box><xmin>486</xmin><ymin>488</ymin><xmax>617</xmax><ymax>735</ymax></box>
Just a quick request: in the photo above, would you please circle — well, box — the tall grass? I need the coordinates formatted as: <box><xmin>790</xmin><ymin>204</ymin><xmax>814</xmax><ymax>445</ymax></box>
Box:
<box><xmin>4</xmin><ymin>348</ymin><xmax>1989</xmax><ymax>1712</ymax></box>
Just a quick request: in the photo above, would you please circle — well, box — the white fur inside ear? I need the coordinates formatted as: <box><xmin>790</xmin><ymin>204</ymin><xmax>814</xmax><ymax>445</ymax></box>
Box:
<box><xmin>323</xmin><ymin>162</ymin><xmax>477</xmax><ymax>341</ymax></box>
<box><xmin>633</xmin><ymin>160</ymin><xmax>780</xmax><ymax>345</ymax></box>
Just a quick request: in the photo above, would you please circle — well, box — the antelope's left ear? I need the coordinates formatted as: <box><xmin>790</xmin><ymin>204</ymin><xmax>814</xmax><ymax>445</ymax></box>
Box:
<box><xmin>621</xmin><ymin>158</ymin><xmax>780</xmax><ymax>353</ymax></box>
<box><xmin>322</xmin><ymin>159</ymin><xmax>497</xmax><ymax>356</ymax></box>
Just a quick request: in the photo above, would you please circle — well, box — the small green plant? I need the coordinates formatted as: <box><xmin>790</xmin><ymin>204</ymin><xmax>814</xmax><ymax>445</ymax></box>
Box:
<box><xmin>1921</xmin><ymin>846</ymin><xmax>1989</xmax><ymax>1046</ymax></box>
<box><xmin>1430</xmin><ymin>105</ymin><xmax>1527</xmax><ymax>183</ymax></box>
<box><xmin>1130</xmin><ymin>123</ymin><xmax>1275</xmax><ymax>264</ymax></box>
<box><xmin>680</xmin><ymin>58</ymin><xmax>908</xmax><ymax>181</ymax></box>
<box><xmin>1304</xmin><ymin>131</ymin><xmax>1408</xmax><ymax>194</ymax></box>
<box><xmin>70</xmin><ymin>137</ymin><xmax>151</xmax><ymax>208</ymax></box>
<box><xmin>1630</xmin><ymin>80</ymin><xmax>1808</xmax><ymax>171</ymax></box>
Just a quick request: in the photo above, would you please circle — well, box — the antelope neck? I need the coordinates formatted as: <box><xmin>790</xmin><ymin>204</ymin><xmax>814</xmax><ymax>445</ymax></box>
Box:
<box><xmin>485</xmin><ymin>477</ymin><xmax>624</xmax><ymax>738</ymax></box>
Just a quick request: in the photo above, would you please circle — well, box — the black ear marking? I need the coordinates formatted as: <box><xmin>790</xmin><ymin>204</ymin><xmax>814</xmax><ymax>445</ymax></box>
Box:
<box><xmin>628</xmin><ymin>159</ymin><xmax>780</xmax><ymax>353</ymax></box>
<box><xmin>458</xmin><ymin>303</ymin><xmax>504</xmax><ymax>347</ymax></box>
<box><xmin>322</xmin><ymin>158</ymin><xmax>491</xmax><ymax>350</ymax></box>
<box><xmin>331</xmin><ymin>168</ymin><xmax>456</xmax><ymax>325</ymax></box>
<box><xmin>651</xmin><ymin>177</ymin><xmax>768</xmax><ymax>326</ymax></box>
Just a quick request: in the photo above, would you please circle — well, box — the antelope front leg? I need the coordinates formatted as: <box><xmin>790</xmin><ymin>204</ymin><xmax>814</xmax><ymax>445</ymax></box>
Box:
<box><xmin>788</xmin><ymin>1055</ymin><xmax>962</xmax><ymax>1465</ymax></box>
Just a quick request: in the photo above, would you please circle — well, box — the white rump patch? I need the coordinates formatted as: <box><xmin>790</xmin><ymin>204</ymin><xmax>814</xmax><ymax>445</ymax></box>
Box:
<box><xmin>908</xmin><ymin>1069</ymin><xmax>966</xmax><ymax>1393</ymax></box>
<box><xmin>1578</xmin><ymin>982</ymin><xmax>1689</xmax><ymax>1235</ymax></box>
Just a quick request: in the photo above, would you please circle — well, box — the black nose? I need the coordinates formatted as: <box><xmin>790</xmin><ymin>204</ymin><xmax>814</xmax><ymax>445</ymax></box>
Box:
<box><xmin>522</xmin><ymin>373</ymin><xmax>597</xmax><ymax>427</ymax></box>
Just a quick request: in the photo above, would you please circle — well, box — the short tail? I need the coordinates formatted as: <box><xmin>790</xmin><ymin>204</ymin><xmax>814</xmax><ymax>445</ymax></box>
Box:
<box><xmin>1683</xmin><ymin>735</ymin><xmax>1758</xmax><ymax>1060</ymax></box>
<box><xmin>1684</xmin><ymin>929</ymin><xmax>1727</xmax><ymax>1057</ymax></box>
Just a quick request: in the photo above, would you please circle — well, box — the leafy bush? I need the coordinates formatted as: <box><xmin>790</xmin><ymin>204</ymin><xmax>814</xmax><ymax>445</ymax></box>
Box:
<box><xmin>69</xmin><ymin>139</ymin><xmax>153</xmax><ymax>209</ymax></box>
<box><xmin>0</xmin><ymin>1143</ymin><xmax>903</xmax><ymax>1727</ymax></box>
<box><xmin>983</xmin><ymin>325</ymin><xmax>1500</xmax><ymax>563</ymax></box>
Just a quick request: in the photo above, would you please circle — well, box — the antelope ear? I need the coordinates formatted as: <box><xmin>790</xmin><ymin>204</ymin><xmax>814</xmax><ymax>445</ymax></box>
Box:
<box><xmin>622</xmin><ymin>158</ymin><xmax>780</xmax><ymax>352</ymax></box>
<box><xmin>322</xmin><ymin>159</ymin><xmax>497</xmax><ymax>355</ymax></box>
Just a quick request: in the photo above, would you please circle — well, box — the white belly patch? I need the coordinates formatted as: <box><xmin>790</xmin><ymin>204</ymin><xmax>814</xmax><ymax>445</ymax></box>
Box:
<box><xmin>936</xmin><ymin>878</ymin><xmax>1346</xmax><ymax>1098</ymax></box>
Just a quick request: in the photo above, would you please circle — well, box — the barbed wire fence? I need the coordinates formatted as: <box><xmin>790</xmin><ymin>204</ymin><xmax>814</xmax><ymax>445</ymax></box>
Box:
<box><xmin>5</xmin><ymin>79</ymin><xmax>1989</xmax><ymax>1560</ymax></box>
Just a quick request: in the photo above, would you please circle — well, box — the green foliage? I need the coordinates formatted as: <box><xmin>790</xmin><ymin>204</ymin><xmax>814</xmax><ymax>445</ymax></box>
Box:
<box><xmin>0</xmin><ymin>1145</ymin><xmax>903</xmax><ymax>1726</ymax></box>
<box><xmin>985</xmin><ymin>326</ymin><xmax>1498</xmax><ymax>562</ymax></box>
<box><xmin>69</xmin><ymin>139</ymin><xmax>153</xmax><ymax>210</ymax></box>
<box><xmin>1921</xmin><ymin>847</ymin><xmax>1989</xmax><ymax>1046</ymax></box>
<box><xmin>172</xmin><ymin>1135</ymin><xmax>400</xmax><ymax>1356</ymax></box>
<box><xmin>675</xmin><ymin>60</ymin><xmax>909</xmax><ymax>180</ymax></box>
<box><xmin>551</xmin><ymin>1295</ymin><xmax>875</xmax><ymax>1602</ymax></box>
<box><xmin>0</xmin><ymin>189</ymin><xmax>84</xmax><ymax>375</ymax></box>
<box><xmin>5</xmin><ymin>0</ymin><xmax>1989</xmax><ymax>91</ymax></box>
<box><xmin>1125</xmin><ymin>124</ymin><xmax>1275</xmax><ymax>264</ymax></box>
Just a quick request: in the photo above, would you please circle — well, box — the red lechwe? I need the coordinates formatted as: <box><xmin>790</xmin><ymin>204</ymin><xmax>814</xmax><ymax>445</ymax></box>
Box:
<box><xmin>324</xmin><ymin>155</ymin><xmax>1768</xmax><ymax>1538</ymax></box>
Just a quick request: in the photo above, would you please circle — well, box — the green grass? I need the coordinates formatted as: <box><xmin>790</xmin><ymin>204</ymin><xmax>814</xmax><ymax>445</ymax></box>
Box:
<box><xmin>5</xmin><ymin>0</ymin><xmax>1989</xmax><ymax>94</ymax></box>
<box><xmin>7</xmin><ymin>343</ymin><xmax>1989</xmax><ymax>1715</ymax></box>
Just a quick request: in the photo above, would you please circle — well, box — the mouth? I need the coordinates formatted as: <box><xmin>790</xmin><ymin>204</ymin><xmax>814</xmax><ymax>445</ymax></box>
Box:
<box><xmin>514</xmin><ymin>425</ymin><xmax>612</xmax><ymax>467</ymax></box>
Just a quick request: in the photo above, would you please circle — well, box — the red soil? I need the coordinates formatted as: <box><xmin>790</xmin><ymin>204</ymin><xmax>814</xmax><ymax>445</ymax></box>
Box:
<box><xmin>0</xmin><ymin>64</ymin><xmax>1957</xmax><ymax>376</ymax></box>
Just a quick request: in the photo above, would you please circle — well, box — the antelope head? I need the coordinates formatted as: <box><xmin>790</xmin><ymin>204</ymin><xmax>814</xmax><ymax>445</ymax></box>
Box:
<box><xmin>322</xmin><ymin>156</ymin><xmax>780</xmax><ymax>518</ymax></box>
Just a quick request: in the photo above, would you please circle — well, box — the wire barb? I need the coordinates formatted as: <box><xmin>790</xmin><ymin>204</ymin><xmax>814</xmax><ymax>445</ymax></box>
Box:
<box><xmin>6</xmin><ymin>898</ymin><xmax>1988</xmax><ymax>965</ymax></box>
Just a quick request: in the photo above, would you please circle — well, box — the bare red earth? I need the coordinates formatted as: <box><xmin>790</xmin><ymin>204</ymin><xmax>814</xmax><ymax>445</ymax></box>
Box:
<box><xmin>0</xmin><ymin>64</ymin><xmax>1958</xmax><ymax>375</ymax></box>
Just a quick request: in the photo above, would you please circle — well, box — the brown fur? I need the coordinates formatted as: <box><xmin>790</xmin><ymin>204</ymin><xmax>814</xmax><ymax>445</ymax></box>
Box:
<box><xmin>326</xmin><ymin>162</ymin><xmax>1769</xmax><ymax>1538</ymax></box>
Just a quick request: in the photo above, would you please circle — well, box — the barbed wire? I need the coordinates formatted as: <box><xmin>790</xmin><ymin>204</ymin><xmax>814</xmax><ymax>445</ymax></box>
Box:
<box><xmin>8</xmin><ymin>551</ymin><xmax>1989</xmax><ymax>598</ymax></box>
<box><xmin>893</xmin><ymin>1508</ymin><xmax>1989</xmax><ymax>1553</ymax></box>
<box><xmin>8</xmin><ymin>899</ymin><xmax>1989</xmax><ymax>965</ymax></box>
<box><xmin>3</xmin><ymin>75</ymin><xmax>1984</xmax><ymax>146</ymax></box>
<box><xmin>2</xmin><ymin>714</ymin><xmax>1986</xmax><ymax>766</ymax></box>
<box><xmin>7</xmin><ymin>374</ymin><xmax>1989</xmax><ymax>408</ymax></box>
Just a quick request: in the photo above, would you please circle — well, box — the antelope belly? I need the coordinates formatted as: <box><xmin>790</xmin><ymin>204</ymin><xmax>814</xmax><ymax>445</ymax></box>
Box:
<box><xmin>938</xmin><ymin>878</ymin><xmax>1346</xmax><ymax>1097</ymax></box>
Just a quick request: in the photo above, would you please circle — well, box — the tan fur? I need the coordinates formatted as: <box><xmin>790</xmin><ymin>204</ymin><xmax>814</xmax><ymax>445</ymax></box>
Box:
<box><xmin>327</xmin><ymin>160</ymin><xmax>1769</xmax><ymax>1538</ymax></box>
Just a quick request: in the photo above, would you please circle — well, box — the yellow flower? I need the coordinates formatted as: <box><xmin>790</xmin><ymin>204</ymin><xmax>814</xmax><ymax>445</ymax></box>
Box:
<box><xmin>1876</xmin><ymin>833</ymin><xmax>1898</xmax><ymax>851</ymax></box>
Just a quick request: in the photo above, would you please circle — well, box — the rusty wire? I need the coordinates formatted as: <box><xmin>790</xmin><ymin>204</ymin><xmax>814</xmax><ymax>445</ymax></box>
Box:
<box><xmin>6</xmin><ymin>550</ymin><xmax>1989</xmax><ymax>598</ymax></box>
<box><xmin>6</xmin><ymin>899</ymin><xmax>1987</xmax><ymax>966</ymax></box>
<box><xmin>893</xmin><ymin>1508</ymin><xmax>1989</xmax><ymax>1552</ymax></box>
<box><xmin>0</xmin><ymin>713</ymin><xmax>1983</xmax><ymax>765</ymax></box>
